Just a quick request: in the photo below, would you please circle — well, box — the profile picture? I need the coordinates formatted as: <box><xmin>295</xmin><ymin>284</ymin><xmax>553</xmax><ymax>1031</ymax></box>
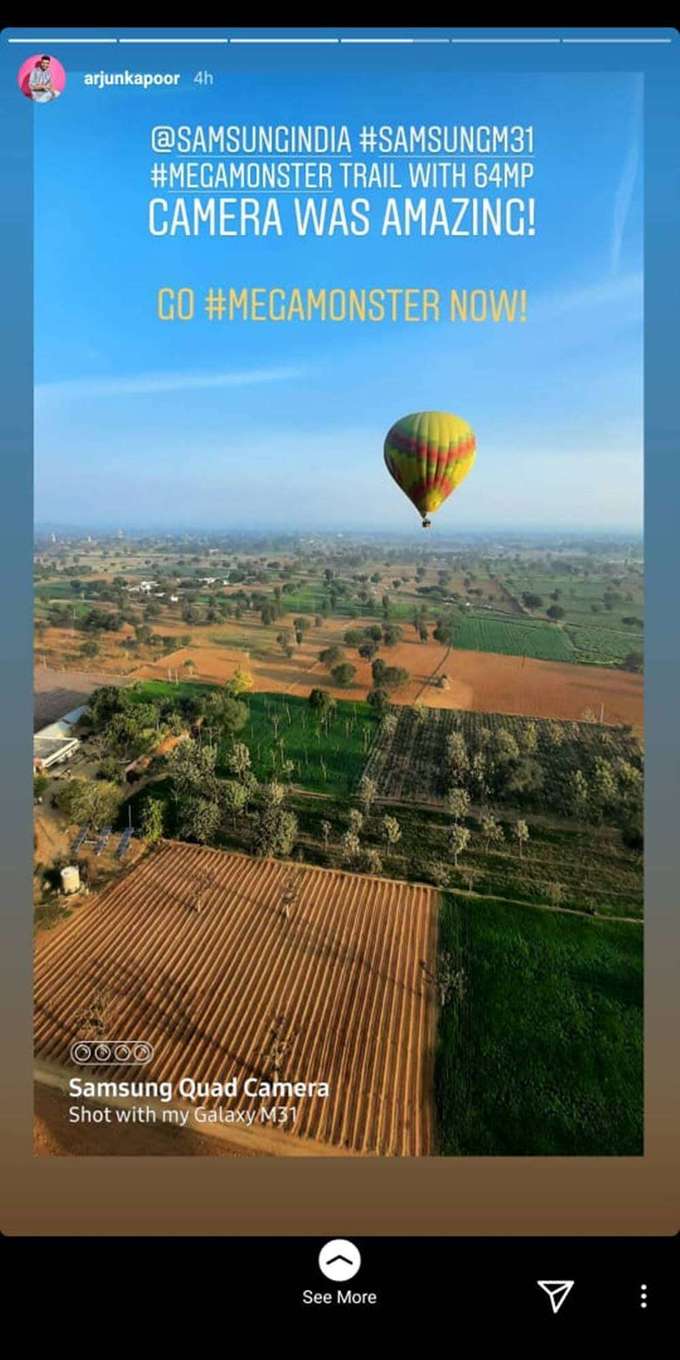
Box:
<box><xmin>17</xmin><ymin>53</ymin><xmax>66</xmax><ymax>103</ymax></box>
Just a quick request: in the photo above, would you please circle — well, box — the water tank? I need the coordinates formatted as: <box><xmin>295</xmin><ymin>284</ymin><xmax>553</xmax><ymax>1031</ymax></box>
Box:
<box><xmin>60</xmin><ymin>865</ymin><xmax>81</xmax><ymax>895</ymax></box>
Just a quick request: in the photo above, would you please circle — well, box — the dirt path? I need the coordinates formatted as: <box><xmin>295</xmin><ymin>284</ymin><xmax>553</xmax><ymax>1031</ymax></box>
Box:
<box><xmin>413</xmin><ymin>645</ymin><xmax>451</xmax><ymax>701</ymax></box>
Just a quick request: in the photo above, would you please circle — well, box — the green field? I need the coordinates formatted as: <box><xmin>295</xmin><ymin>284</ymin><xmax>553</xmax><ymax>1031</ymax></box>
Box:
<box><xmin>566</xmin><ymin>624</ymin><xmax>643</xmax><ymax>667</ymax></box>
<box><xmin>278</xmin><ymin>582</ymin><xmax>417</xmax><ymax>622</ymax></box>
<box><xmin>233</xmin><ymin>692</ymin><xmax>374</xmax><ymax>794</ymax></box>
<box><xmin>34</xmin><ymin>580</ymin><xmax>107</xmax><ymax>601</ymax></box>
<box><xmin>127</xmin><ymin>678</ymin><xmax>210</xmax><ymax>704</ymax></box>
<box><xmin>500</xmin><ymin>569</ymin><xmax>643</xmax><ymax>627</ymax></box>
<box><xmin>127</xmin><ymin>681</ymin><xmax>375</xmax><ymax>796</ymax></box>
<box><xmin>452</xmin><ymin>614</ymin><xmax>575</xmax><ymax>662</ymax></box>
<box><xmin>435</xmin><ymin>894</ymin><xmax>643</xmax><ymax>1155</ymax></box>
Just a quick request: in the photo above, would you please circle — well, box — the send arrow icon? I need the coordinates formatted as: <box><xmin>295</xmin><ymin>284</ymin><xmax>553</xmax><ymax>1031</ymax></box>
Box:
<box><xmin>537</xmin><ymin>1280</ymin><xmax>575</xmax><ymax>1314</ymax></box>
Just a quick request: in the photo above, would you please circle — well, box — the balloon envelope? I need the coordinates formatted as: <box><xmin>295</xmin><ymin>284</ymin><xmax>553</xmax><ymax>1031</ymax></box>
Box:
<box><xmin>384</xmin><ymin>411</ymin><xmax>476</xmax><ymax>523</ymax></box>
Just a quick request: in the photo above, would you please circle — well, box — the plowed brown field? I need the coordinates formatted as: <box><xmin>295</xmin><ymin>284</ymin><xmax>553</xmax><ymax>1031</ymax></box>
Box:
<box><xmin>421</xmin><ymin>649</ymin><xmax>643</xmax><ymax>727</ymax></box>
<box><xmin>34</xmin><ymin>843</ymin><xmax>438</xmax><ymax>1156</ymax></box>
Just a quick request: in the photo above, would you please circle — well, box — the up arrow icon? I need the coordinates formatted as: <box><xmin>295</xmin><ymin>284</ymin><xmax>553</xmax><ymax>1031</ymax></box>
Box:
<box><xmin>537</xmin><ymin>1280</ymin><xmax>575</xmax><ymax>1315</ymax></box>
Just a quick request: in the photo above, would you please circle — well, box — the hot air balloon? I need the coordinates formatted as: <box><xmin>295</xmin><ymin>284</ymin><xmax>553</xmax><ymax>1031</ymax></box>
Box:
<box><xmin>384</xmin><ymin>410</ymin><xmax>476</xmax><ymax>527</ymax></box>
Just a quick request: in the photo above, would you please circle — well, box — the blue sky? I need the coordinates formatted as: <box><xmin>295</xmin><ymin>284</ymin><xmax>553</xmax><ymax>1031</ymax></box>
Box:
<box><xmin>34</xmin><ymin>63</ymin><xmax>643</xmax><ymax>531</ymax></box>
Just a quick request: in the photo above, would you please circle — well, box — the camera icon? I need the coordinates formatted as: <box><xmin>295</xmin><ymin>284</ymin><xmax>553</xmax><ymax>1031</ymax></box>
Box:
<box><xmin>69</xmin><ymin>1039</ymin><xmax>154</xmax><ymax>1065</ymax></box>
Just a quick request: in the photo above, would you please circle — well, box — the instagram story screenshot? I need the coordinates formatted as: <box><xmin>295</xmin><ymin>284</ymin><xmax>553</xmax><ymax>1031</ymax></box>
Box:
<box><xmin>0</xmin><ymin>23</ymin><xmax>678</xmax><ymax>1328</ymax></box>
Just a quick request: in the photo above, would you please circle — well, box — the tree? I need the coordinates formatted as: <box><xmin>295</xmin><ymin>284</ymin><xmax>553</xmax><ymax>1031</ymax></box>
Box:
<box><xmin>544</xmin><ymin>719</ymin><xmax>564</xmax><ymax>747</ymax></box>
<box><xmin>166</xmin><ymin>740</ymin><xmax>222</xmax><ymax>843</ymax></box>
<box><xmin>358</xmin><ymin>640</ymin><xmax>379</xmax><ymax>661</ymax></box>
<box><xmin>202</xmin><ymin>691</ymin><xmax>248</xmax><ymax>741</ymax></box>
<box><xmin>447</xmin><ymin>787</ymin><xmax>470</xmax><ymax>823</ymax></box>
<box><xmin>513</xmin><ymin>819</ymin><xmax>530</xmax><ymax>857</ymax></box>
<box><xmin>365</xmin><ymin>687</ymin><xmax>388</xmax><ymax>719</ymax></box>
<box><xmin>320</xmin><ymin>819</ymin><xmax>332</xmax><ymax>850</ymax></box>
<box><xmin>382</xmin><ymin>624</ymin><xmax>402</xmax><ymax>647</ymax></box>
<box><xmin>222</xmin><ymin>779</ymin><xmax>249</xmax><ymax>827</ymax></box>
<box><xmin>380</xmin><ymin>665</ymin><xmax>409</xmax><ymax>691</ymax></box>
<box><xmin>331</xmin><ymin>662</ymin><xmax>356</xmax><ymax>688</ymax></box>
<box><xmin>377</xmin><ymin>708</ymin><xmax>398</xmax><ymax>737</ymax></box>
<box><xmin>506</xmin><ymin>758</ymin><xmax>544</xmax><ymax>797</ymax></box>
<box><xmin>546</xmin><ymin>604</ymin><xmax>565</xmax><ymax>621</ymax></box>
<box><xmin>449</xmin><ymin>823</ymin><xmax>470</xmax><ymax>867</ymax></box>
<box><xmin>420</xmin><ymin>950</ymin><xmax>466</xmax><ymax>1007</ymax></box>
<box><xmin>622</xmin><ymin>651</ymin><xmax>643</xmax><ymax>673</ymax></box>
<box><xmin>545</xmin><ymin>881</ymin><xmax>564</xmax><ymax>908</ymax></box>
<box><xmin>358</xmin><ymin>775</ymin><xmax>378</xmax><ymax>814</ymax></box>
<box><xmin>480</xmin><ymin>814</ymin><xmax>504</xmax><ymax>852</ymax></box>
<box><xmin>225</xmin><ymin>741</ymin><xmax>252</xmax><ymax>782</ymax></box>
<box><xmin>319</xmin><ymin>645</ymin><xmax>344</xmax><ymax>668</ymax></box>
<box><xmin>80</xmin><ymin>638</ymin><xmax>101</xmax><ymax>659</ymax></box>
<box><xmin>341</xmin><ymin>829</ymin><xmax>361</xmax><ymax>864</ymax></box>
<box><xmin>308</xmin><ymin>688</ymin><xmax>336</xmax><ymax>722</ymax></box>
<box><xmin>176</xmin><ymin>794</ymin><xmax>221</xmax><ymax>845</ymax></box>
<box><xmin>521</xmin><ymin>721</ymin><xmax>538</xmax><ymax>754</ymax></box>
<box><xmin>254</xmin><ymin>807</ymin><xmax>298</xmax><ymax>858</ymax></box>
<box><xmin>422</xmin><ymin>859</ymin><xmax>451</xmax><ymax>889</ymax></box>
<box><xmin>371</xmin><ymin>657</ymin><xmax>387</xmax><ymax>687</ymax></box>
<box><xmin>570</xmin><ymin>769</ymin><xmax>589</xmax><ymax>817</ymax></box>
<box><xmin>261</xmin><ymin>780</ymin><xmax>286</xmax><ymax>810</ymax></box>
<box><xmin>343</xmin><ymin>629</ymin><xmax>364</xmax><ymax>647</ymax></box>
<box><xmin>228</xmin><ymin>666</ymin><xmax>254</xmax><ymax>696</ymax></box>
<box><xmin>88</xmin><ymin>685</ymin><xmax>128</xmax><ymax>729</ymax></box>
<box><xmin>382</xmin><ymin>814</ymin><xmax>401</xmax><ymax>848</ymax></box>
<box><xmin>591</xmin><ymin>758</ymin><xmax>617</xmax><ymax>819</ymax></box>
<box><xmin>469</xmin><ymin>751</ymin><xmax>488</xmax><ymax>801</ymax></box>
<box><xmin>491</xmin><ymin>729</ymin><xmax>520</xmax><ymax>765</ymax></box>
<box><xmin>139</xmin><ymin>796</ymin><xmax>164</xmax><ymax>844</ymax></box>
<box><xmin>276</xmin><ymin>630</ymin><xmax>295</xmax><ymax>659</ymax></box>
<box><xmin>446</xmin><ymin>732</ymin><xmax>469</xmax><ymax>781</ymax></box>
<box><xmin>56</xmin><ymin>779</ymin><xmax>120</xmax><ymax>831</ymax></box>
<box><xmin>522</xmin><ymin>592</ymin><xmax>543</xmax><ymax>611</ymax></box>
<box><xmin>363</xmin><ymin>848</ymin><xmax>383</xmax><ymax>876</ymax></box>
<box><xmin>433</xmin><ymin>619</ymin><xmax>456</xmax><ymax>646</ymax></box>
<box><xmin>169</xmin><ymin>739</ymin><xmax>220</xmax><ymax>801</ymax></box>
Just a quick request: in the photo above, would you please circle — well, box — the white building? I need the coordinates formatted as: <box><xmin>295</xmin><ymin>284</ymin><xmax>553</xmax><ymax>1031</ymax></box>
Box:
<box><xmin>33</xmin><ymin>706</ymin><xmax>87</xmax><ymax>773</ymax></box>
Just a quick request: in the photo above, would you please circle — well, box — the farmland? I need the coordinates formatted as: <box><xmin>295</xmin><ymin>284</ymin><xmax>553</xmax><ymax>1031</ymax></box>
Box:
<box><xmin>451</xmin><ymin>614</ymin><xmax>575</xmax><ymax>662</ymax></box>
<box><xmin>236</xmin><ymin>692</ymin><xmax>374</xmax><ymax>794</ymax></box>
<box><xmin>34</xmin><ymin>842</ymin><xmax>438</xmax><ymax>1157</ymax></box>
<box><xmin>127</xmin><ymin>682</ymin><xmax>375</xmax><ymax>795</ymax></box>
<box><xmin>34</xmin><ymin>529</ymin><xmax>644</xmax><ymax>727</ymax></box>
<box><xmin>362</xmin><ymin>704</ymin><xmax>643</xmax><ymax>816</ymax></box>
<box><xmin>566</xmin><ymin>623</ymin><xmax>644</xmax><ymax>667</ymax></box>
<box><xmin>32</xmin><ymin>529</ymin><xmax>645</xmax><ymax>1160</ymax></box>
<box><xmin>287</xmin><ymin>797</ymin><xmax>643</xmax><ymax>919</ymax></box>
<box><xmin>436</xmin><ymin>894</ymin><xmax>643</xmax><ymax>1155</ymax></box>
<box><xmin>497</xmin><ymin>562</ymin><xmax>643</xmax><ymax>667</ymax></box>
